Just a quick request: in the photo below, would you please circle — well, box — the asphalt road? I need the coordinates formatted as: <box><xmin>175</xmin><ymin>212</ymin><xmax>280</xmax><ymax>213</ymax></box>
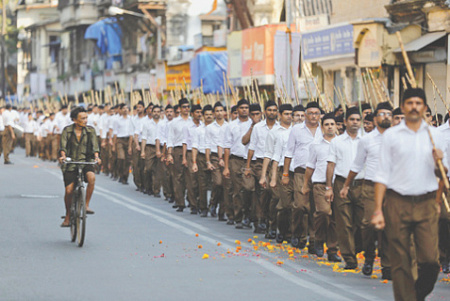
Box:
<box><xmin>1</xmin><ymin>148</ymin><xmax>449</xmax><ymax>301</ymax></box>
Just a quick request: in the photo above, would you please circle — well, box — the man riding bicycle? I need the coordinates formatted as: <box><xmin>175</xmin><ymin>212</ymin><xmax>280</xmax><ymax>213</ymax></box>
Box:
<box><xmin>59</xmin><ymin>107</ymin><xmax>101</xmax><ymax>227</ymax></box>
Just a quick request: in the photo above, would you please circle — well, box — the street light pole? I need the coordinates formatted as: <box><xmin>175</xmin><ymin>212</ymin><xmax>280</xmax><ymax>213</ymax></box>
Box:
<box><xmin>1</xmin><ymin>0</ymin><xmax>6</xmax><ymax>100</ymax></box>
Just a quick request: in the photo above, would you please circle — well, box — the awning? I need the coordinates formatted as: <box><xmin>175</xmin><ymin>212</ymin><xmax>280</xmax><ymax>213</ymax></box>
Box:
<box><xmin>393</xmin><ymin>31</ymin><xmax>447</xmax><ymax>53</ymax></box>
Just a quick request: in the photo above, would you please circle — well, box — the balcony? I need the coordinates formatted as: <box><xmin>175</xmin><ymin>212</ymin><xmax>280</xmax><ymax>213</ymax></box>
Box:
<box><xmin>58</xmin><ymin>0</ymin><xmax>99</xmax><ymax>30</ymax></box>
<box><xmin>385</xmin><ymin>0</ymin><xmax>447</xmax><ymax>23</ymax></box>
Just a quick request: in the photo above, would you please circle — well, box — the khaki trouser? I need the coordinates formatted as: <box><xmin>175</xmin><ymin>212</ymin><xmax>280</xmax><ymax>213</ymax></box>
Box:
<box><xmin>170</xmin><ymin>147</ymin><xmax>186</xmax><ymax>207</ymax></box>
<box><xmin>24</xmin><ymin>133</ymin><xmax>35</xmax><ymax>156</ymax></box>
<box><xmin>101</xmin><ymin>139</ymin><xmax>111</xmax><ymax>175</ymax></box>
<box><xmin>361</xmin><ymin>180</ymin><xmax>390</xmax><ymax>268</ymax></box>
<box><xmin>0</xmin><ymin>130</ymin><xmax>3</xmax><ymax>157</ymax></box>
<box><xmin>196</xmin><ymin>153</ymin><xmax>209</xmax><ymax>211</ymax></box>
<box><xmin>132</xmin><ymin>142</ymin><xmax>144</xmax><ymax>189</ymax></box>
<box><xmin>210</xmin><ymin>154</ymin><xmax>230</xmax><ymax>218</ymax></box>
<box><xmin>38</xmin><ymin>136</ymin><xmax>46</xmax><ymax>159</ymax></box>
<box><xmin>333</xmin><ymin>176</ymin><xmax>364</xmax><ymax>265</ymax></box>
<box><xmin>143</xmin><ymin>145</ymin><xmax>161</xmax><ymax>195</ymax></box>
<box><xmin>2</xmin><ymin>127</ymin><xmax>13</xmax><ymax>162</ymax></box>
<box><xmin>46</xmin><ymin>134</ymin><xmax>58</xmax><ymax>161</ymax></box>
<box><xmin>162</xmin><ymin>156</ymin><xmax>173</xmax><ymax>199</ymax></box>
<box><xmin>116</xmin><ymin>137</ymin><xmax>131</xmax><ymax>181</ymax></box>
<box><xmin>266</xmin><ymin>161</ymin><xmax>278</xmax><ymax>232</ymax></box>
<box><xmin>292</xmin><ymin>168</ymin><xmax>312</xmax><ymax>244</ymax></box>
<box><xmin>313</xmin><ymin>183</ymin><xmax>338</xmax><ymax>255</ymax></box>
<box><xmin>385</xmin><ymin>190</ymin><xmax>440</xmax><ymax>301</ymax></box>
<box><xmin>277</xmin><ymin>170</ymin><xmax>294</xmax><ymax>238</ymax></box>
<box><xmin>246</xmin><ymin>159</ymin><xmax>272</xmax><ymax>224</ymax></box>
<box><xmin>186</xmin><ymin>151</ymin><xmax>199</xmax><ymax>209</ymax></box>
<box><xmin>229</xmin><ymin>156</ymin><xmax>246</xmax><ymax>223</ymax></box>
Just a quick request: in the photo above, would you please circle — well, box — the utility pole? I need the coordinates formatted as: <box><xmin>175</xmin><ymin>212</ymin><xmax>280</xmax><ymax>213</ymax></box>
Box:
<box><xmin>1</xmin><ymin>0</ymin><xmax>6</xmax><ymax>99</ymax></box>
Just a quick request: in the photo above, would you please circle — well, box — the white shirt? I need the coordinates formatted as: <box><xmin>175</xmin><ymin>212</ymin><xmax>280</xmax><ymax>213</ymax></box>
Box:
<box><xmin>40</xmin><ymin>122</ymin><xmax>48</xmax><ymax>138</ymax></box>
<box><xmin>205</xmin><ymin>120</ymin><xmax>228</xmax><ymax>154</ymax></box>
<box><xmin>87</xmin><ymin>113</ymin><xmax>101</xmax><ymax>136</ymax></box>
<box><xmin>192</xmin><ymin>123</ymin><xmax>207</xmax><ymax>154</ymax></box>
<box><xmin>438</xmin><ymin>121</ymin><xmax>450</xmax><ymax>178</ymax></box>
<box><xmin>0</xmin><ymin>112</ymin><xmax>4</xmax><ymax>131</ymax></box>
<box><xmin>23</xmin><ymin>119</ymin><xmax>38</xmax><ymax>133</ymax></box>
<box><xmin>142</xmin><ymin>118</ymin><xmax>160</xmax><ymax>145</ymax></box>
<box><xmin>167</xmin><ymin>116</ymin><xmax>192</xmax><ymax>148</ymax></box>
<box><xmin>55</xmin><ymin>111</ymin><xmax>72</xmax><ymax>134</ymax></box>
<box><xmin>2</xmin><ymin>110</ymin><xmax>14</xmax><ymax>127</ymax></box>
<box><xmin>375</xmin><ymin>120</ymin><xmax>447</xmax><ymax>196</ymax></box>
<box><xmin>350</xmin><ymin>128</ymin><xmax>382</xmax><ymax>181</ymax></box>
<box><xmin>99</xmin><ymin>113</ymin><xmax>109</xmax><ymax>139</ymax></box>
<box><xmin>285</xmin><ymin>123</ymin><xmax>323</xmax><ymax>169</ymax></box>
<box><xmin>44</xmin><ymin>119</ymin><xmax>57</xmax><ymax>134</ymax></box>
<box><xmin>223</xmin><ymin>118</ymin><xmax>252</xmax><ymax>158</ymax></box>
<box><xmin>132</xmin><ymin>115</ymin><xmax>147</xmax><ymax>142</ymax></box>
<box><xmin>272</xmin><ymin>125</ymin><xmax>293</xmax><ymax>170</ymax></box>
<box><xmin>249</xmin><ymin>120</ymin><xmax>279</xmax><ymax>159</ymax></box>
<box><xmin>157</xmin><ymin>119</ymin><xmax>170</xmax><ymax>145</ymax></box>
<box><xmin>307</xmin><ymin>137</ymin><xmax>334</xmax><ymax>183</ymax></box>
<box><xmin>328</xmin><ymin>131</ymin><xmax>364</xmax><ymax>180</ymax></box>
<box><xmin>113</xmin><ymin>115</ymin><xmax>133</xmax><ymax>138</ymax></box>
<box><xmin>264</xmin><ymin>124</ymin><xmax>281</xmax><ymax>159</ymax></box>
<box><xmin>182</xmin><ymin>120</ymin><xmax>202</xmax><ymax>151</ymax></box>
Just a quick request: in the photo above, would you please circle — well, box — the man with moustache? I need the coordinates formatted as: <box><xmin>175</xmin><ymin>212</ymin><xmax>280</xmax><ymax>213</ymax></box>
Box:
<box><xmin>372</xmin><ymin>88</ymin><xmax>447</xmax><ymax>301</ymax></box>
<box><xmin>131</xmin><ymin>101</ymin><xmax>147</xmax><ymax>191</ymax></box>
<box><xmin>340</xmin><ymin>102</ymin><xmax>393</xmax><ymax>279</ymax></box>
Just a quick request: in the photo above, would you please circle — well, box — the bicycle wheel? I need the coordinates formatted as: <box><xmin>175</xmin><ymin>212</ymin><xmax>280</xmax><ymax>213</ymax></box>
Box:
<box><xmin>76</xmin><ymin>187</ymin><xmax>87</xmax><ymax>247</ymax></box>
<box><xmin>70</xmin><ymin>191</ymin><xmax>78</xmax><ymax>242</ymax></box>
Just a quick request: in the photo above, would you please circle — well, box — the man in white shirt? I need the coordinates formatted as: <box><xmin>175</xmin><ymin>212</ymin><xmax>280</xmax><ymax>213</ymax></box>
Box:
<box><xmin>302</xmin><ymin>113</ymin><xmax>341</xmax><ymax>263</ymax></box>
<box><xmin>112</xmin><ymin>104</ymin><xmax>133</xmax><ymax>184</ymax></box>
<box><xmin>372</xmin><ymin>88</ymin><xmax>447</xmax><ymax>301</ymax></box>
<box><xmin>131</xmin><ymin>101</ymin><xmax>146</xmax><ymax>191</ymax></box>
<box><xmin>45</xmin><ymin>113</ymin><xmax>59</xmax><ymax>162</ymax></box>
<box><xmin>191</xmin><ymin>105</ymin><xmax>214</xmax><ymax>217</ymax></box>
<box><xmin>340</xmin><ymin>102</ymin><xmax>393</xmax><ymax>279</ymax></box>
<box><xmin>283</xmin><ymin>101</ymin><xmax>323</xmax><ymax>251</ymax></box>
<box><xmin>23</xmin><ymin>113</ymin><xmax>38</xmax><ymax>157</ymax></box>
<box><xmin>141</xmin><ymin>105</ymin><xmax>162</xmax><ymax>197</ymax></box>
<box><xmin>160</xmin><ymin>105</ymin><xmax>175</xmax><ymax>202</ymax></box>
<box><xmin>166</xmin><ymin>98</ymin><xmax>192</xmax><ymax>212</ymax></box>
<box><xmin>325</xmin><ymin>106</ymin><xmax>363</xmax><ymax>270</ymax></box>
<box><xmin>182</xmin><ymin>104</ymin><xmax>203</xmax><ymax>214</ymax></box>
<box><xmin>205</xmin><ymin>102</ymin><xmax>230</xmax><ymax>221</ymax></box>
<box><xmin>223</xmin><ymin>99</ymin><xmax>252</xmax><ymax>228</ymax></box>
<box><xmin>244</xmin><ymin>101</ymin><xmax>278</xmax><ymax>234</ymax></box>
<box><xmin>0</xmin><ymin>106</ymin><xmax>4</xmax><ymax>157</ymax></box>
<box><xmin>2</xmin><ymin>104</ymin><xmax>15</xmax><ymax>164</ymax></box>
<box><xmin>293</xmin><ymin>105</ymin><xmax>305</xmax><ymax>124</ymax></box>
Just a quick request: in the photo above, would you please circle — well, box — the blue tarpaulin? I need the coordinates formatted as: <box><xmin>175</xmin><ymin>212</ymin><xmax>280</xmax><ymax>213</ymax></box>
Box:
<box><xmin>85</xmin><ymin>17</ymin><xmax>123</xmax><ymax>69</ymax></box>
<box><xmin>190</xmin><ymin>51</ymin><xmax>228</xmax><ymax>94</ymax></box>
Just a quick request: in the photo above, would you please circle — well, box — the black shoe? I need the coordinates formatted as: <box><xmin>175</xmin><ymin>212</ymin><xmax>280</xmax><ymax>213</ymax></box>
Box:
<box><xmin>291</xmin><ymin>237</ymin><xmax>300</xmax><ymax>248</ymax></box>
<box><xmin>4</xmin><ymin>161</ymin><xmax>13</xmax><ymax>165</ymax></box>
<box><xmin>209</xmin><ymin>206</ymin><xmax>216</xmax><ymax>217</ymax></box>
<box><xmin>176</xmin><ymin>207</ymin><xmax>184</xmax><ymax>212</ymax></box>
<box><xmin>190</xmin><ymin>208</ymin><xmax>198</xmax><ymax>215</ymax></box>
<box><xmin>259</xmin><ymin>223</ymin><xmax>267</xmax><ymax>231</ymax></box>
<box><xmin>265</xmin><ymin>230</ymin><xmax>276</xmax><ymax>239</ymax></box>
<box><xmin>218</xmin><ymin>214</ymin><xmax>227</xmax><ymax>221</ymax></box>
<box><xmin>168</xmin><ymin>198</ymin><xmax>175</xmax><ymax>203</ymax></box>
<box><xmin>308</xmin><ymin>243</ymin><xmax>316</xmax><ymax>255</ymax></box>
<box><xmin>253</xmin><ymin>224</ymin><xmax>265</xmax><ymax>234</ymax></box>
<box><xmin>362</xmin><ymin>261</ymin><xmax>373</xmax><ymax>276</ymax></box>
<box><xmin>276</xmin><ymin>234</ymin><xmax>285</xmax><ymax>244</ymax></box>
<box><xmin>135</xmin><ymin>188</ymin><xmax>140</xmax><ymax>191</ymax></box>
<box><xmin>315</xmin><ymin>243</ymin><xmax>324</xmax><ymax>258</ymax></box>
<box><xmin>226</xmin><ymin>219</ymin><xmax>234</xmax><ymax>225</ymax></box>
<box><xmin>328</xmin><ymin>253</ymin><xmax>342</xmax><ymax>262</ymax></box>
<box><xmin>200</xmin><ymin>210</ymin><xmax>208</xmax><ymax>217</ymax></box>
<box><xmin>443</xmin><ymin>263</ymin><xmax>450</xmax><ymax>274</ymax></box>
<box><xmin>172</xmin><ymin>205</ymin><xmax>179</xmax><ymax>208</ymax></box>
<box><xmin>235</xmin><ymin>222</ymin><xmax>243</xmax><ymax>229</ymax></box>
<box><xmin>122</xmin><ymin>181</ymin><xmax>129</xmax><ymax>185</ymax></box>
<box><xmin>382</xmin><ymin>267</ymin><xmax>392</xmax><ymax>280</ymax></box>
<box><xmin>343</xmin><ymin>263</ymin><xmax>358</xmax><ymax>270</ymax></box>
<box><xmin>242</xmin><ymin>219</ymin><xmax>252</xmax><ymax>228</ymax></box>
<box><xmin>154</xmin><ymin>193</ymin><xmax>161</xmax><ymax>198</ymax></box>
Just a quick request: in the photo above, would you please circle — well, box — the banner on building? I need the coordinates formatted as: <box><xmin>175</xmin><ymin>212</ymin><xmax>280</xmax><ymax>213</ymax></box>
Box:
<box><xmin>227</xmin><ymin>31</ymin><xmax>242</xmax><ymax>87</ymax></box>
<box><xmin>165</xmin><ymin>62</ymin><xmax>191</xmax><ymax>91</ymax></box>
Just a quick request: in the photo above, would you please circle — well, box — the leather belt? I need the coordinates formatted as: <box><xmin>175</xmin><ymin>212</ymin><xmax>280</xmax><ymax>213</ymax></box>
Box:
<box><xmin>230</xmin><ymin>154</ymin><xmax>243</xmax><ymax>160</ymax></box>
<box><xmin>335</xmin><ymin>175</ymin><xmax>363</xmax><ymax>186</ymax></box>
<box><xmin>387</xmin><ymin>189</ymin><xmax>436</xmax><ymax>202</ymax></box>
<box><xmin>294</xmin><ymin>167</ymin><xmax>306</xmax><ymax>174</ymax></box>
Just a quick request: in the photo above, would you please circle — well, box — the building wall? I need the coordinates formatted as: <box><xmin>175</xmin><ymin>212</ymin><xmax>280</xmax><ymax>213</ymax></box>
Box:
<box><xmin>330</xmin><ymin>0</ymin><xmax>390</xmax><ymax>24</ymax></box>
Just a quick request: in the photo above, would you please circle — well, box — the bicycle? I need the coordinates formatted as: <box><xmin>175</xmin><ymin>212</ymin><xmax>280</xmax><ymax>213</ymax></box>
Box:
<box><xmin>63</xmin><ymin>158</ymin><xmax>97</xmax><ymax>247</ymax></box>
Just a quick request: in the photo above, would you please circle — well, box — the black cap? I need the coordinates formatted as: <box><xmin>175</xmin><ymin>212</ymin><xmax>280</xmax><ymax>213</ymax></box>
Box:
<box><xmin>265</xmin><ymin>100</ymin><xmax>277</xmax><ymax>110</ymax></box>
<box><xmin>165</xmin><ymin>104</ymin><xmax>173</xmax><ymax>110</ymax></box>
<box><xmin>279</xmin><ymin>103</ymin><xmax>293</xmax><ymax>113</ymax></box>
<box><xmin>202</xmin><ymin>104</ymin><xmax>213</xmax><ymax>114</ymax></box>
<box><xmin>364</xmin><ymin>113</ymin><xmax>374</xmax><ymax>122</ymax></box>
<box><xmin>361</xmin><ymin>103</ymin><xmax>371</xmax><ymax>111</ymax></box>
<box><xmin>191</xmin><ymin>104</ymin><xmax>202</xmax><ymax>113</ymax></box>
<box><xmin>137</xmin><ymin>101</ymin><xmax>145</xmax><ymax>107</ymax></box>
<box><xmin>231</xmin><ymin>105</ymin><xmax>237</xmax><ymax>113</ymax></box>
<box><xmin>293</xmin><ymin>104</ymin><xmax>305</xmax><ymax>112</ymax></box>
<box><xmin>306</xmin><ymin>101</ymin><xmax>321</xmax><ymax>110</ymax></box>
<box><xmin>213</xmin><ymin>101</ymin><xmax>224</xmax><ymax>110</ymax></box>
<box><xmin>321</xmin><ymin>112</ymin><xmax>335</xmax><ymax>125</ymax></box>
<box><xmin>402</xmin><ymin>88</ymin><xmax>427</xmax><ymax>105</ymax></box>
<box><xmin>237</xmin><ymin>98</ymin><xmax>250</xmax><ymax>107</ymax></box>
<box><xmin>393</xmin><ymin>107</ymin><xmax>402</xmax><ymax>116</ymax></box>
<box><xmin>345</xmin><ymin>107</ymin><xmax>361</xmax><ymax>120</ymax></box>
<box><xmin>178</xmin><ymin>98</ymin><xmax>189</xmax><ymax>106</ymax></box>
<box><xmin>61</xmin><ymin>105</ymin><xmax>68</xmax><ymax>110</ymax></box>
<box><xmin>374</xmin><ymin>102</ymin><xmax>393</xmax><ymax>115</ymax></box>
<box><xmin>249</xmin><ymin>103</ymin><xmax>261</xmax><ymax>113</ymax></box>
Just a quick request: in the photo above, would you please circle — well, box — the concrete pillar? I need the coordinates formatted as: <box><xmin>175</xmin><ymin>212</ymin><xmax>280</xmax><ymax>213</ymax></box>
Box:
<box><xmin>394</xmin><ymin>67</ymin><xmax>400</xmax><ymax>107</ymax></box>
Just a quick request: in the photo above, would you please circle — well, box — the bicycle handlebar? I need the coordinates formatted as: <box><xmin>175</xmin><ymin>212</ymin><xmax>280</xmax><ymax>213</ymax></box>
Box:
<box><xmin>63</xmin><ymin>157</ymin><xmax>98</xmax><ymax>165</ymax></box>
